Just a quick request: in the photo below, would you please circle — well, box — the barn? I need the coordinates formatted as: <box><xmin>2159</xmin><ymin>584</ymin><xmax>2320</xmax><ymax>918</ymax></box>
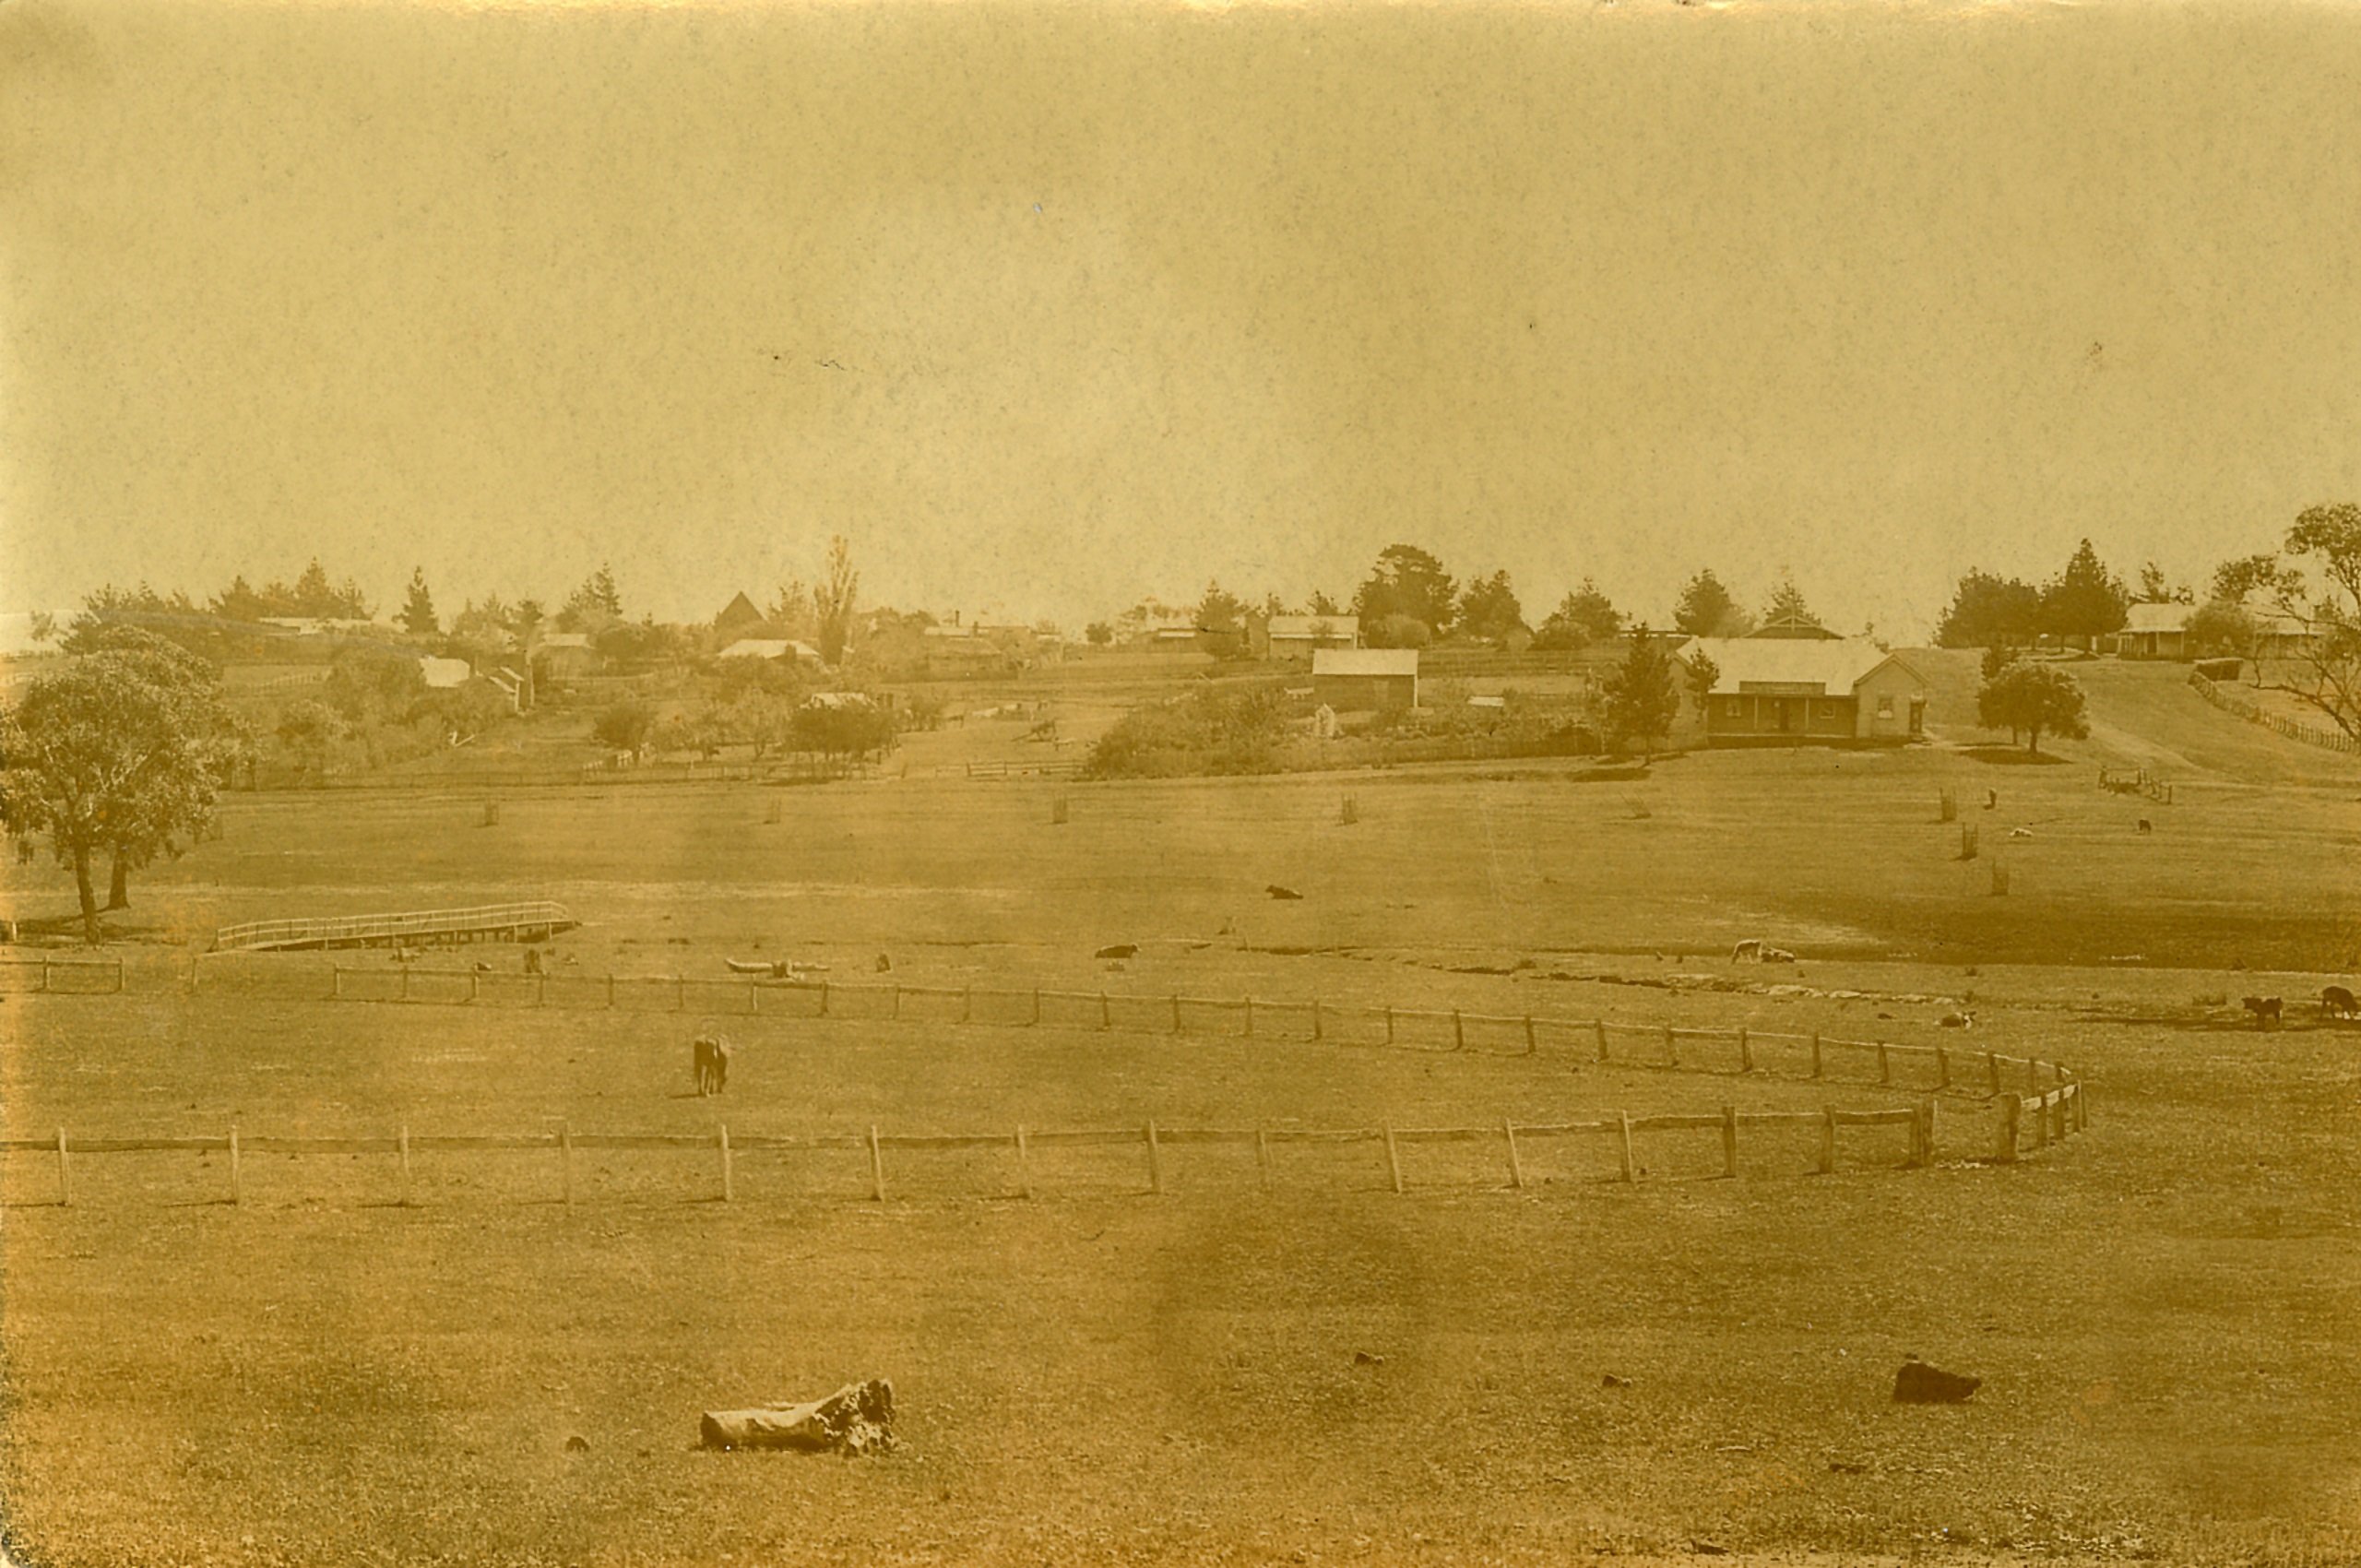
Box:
<box><xmin>1677</xmin><ymin>636</ymin><xmax>1928</xmax><ymax>745</ymax></box>
<box><xmin>1312</xmin><ymin>647</ymin><xmax>1418</xmax><ymax>712</ymax></box>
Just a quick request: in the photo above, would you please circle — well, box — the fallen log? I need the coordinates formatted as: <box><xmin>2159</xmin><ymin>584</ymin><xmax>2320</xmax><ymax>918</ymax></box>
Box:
<box><xmin>700</xmin><ymin>1378</ymin><xmax>896</xmax><ymax>1454</ymax></box>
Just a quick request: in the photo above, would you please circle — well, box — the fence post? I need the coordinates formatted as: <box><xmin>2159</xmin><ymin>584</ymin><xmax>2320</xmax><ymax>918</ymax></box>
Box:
<box><xmin>1312</xmin><ymin>999</ymin><xmax>1324</xmax><ymax>1040</ymax></box>
<box><xmin>1936</xmin><ymin>1046</ymin><xmax>1950</xmax><ymax>1090</ymax></box>
<box><xmin>55</xmin><ymin>1129</ymin><xmax>69</xmax><ymax>1207</ymax></box>
<box><xmin>2034</xmin><ymin>1090</ymin><xmax>2052</xmax><ymax>1149</ymax></box>
<box><xmin>1384</xmin><ymin>1006</ymin><xmax>1395</xmax><ymax>1045</ymax></box>
<box><xmin>606</xmin><ymin>973</ymin><xmax>615</xmax><ymax>1009</ymax></box>
<box><xmin>560</xmin><ymin>1123</ymin><xmax>575</xmax><ymax>1206</ymax></box>
<box><xmin>1877</xmin><ymin>1041</ymin><xmax>1891</xmax><ymax>1086</ymax></box>
<box><xmin>1145</xmin><ymin>1121</ymin><xmax>1163</xmax><ymax>1194</ymax></box>
<box><xmin>2026</xmin><ymin>1057</ymin><xmax>2040</xmax><ymax>1093</ymax></box>
<box><xmin>1997</xmin><ymin>1096</ymin><xmax>2021</xmax><ymax>1162</ymax></box>
<box><xmin>2075</xmin><ymin>1078</ymin><xmax>2089</xmax><ymax>1132</ymax></box>
<box><xmin>469</xmin><ymin>969</ymin><xmax>479</xmax><ymax>1003</ymax></box>
<box><xmin>869</xmin><ymin>1125</ymin><xmax>885</xmax><ymax>1201</ymax></box>
<box><xmin>1721</xmin><ymin>1104</ymin><xmax>1738</xmax><ymax>1178</ymax></box>
<box><xmin>41</xmin><ymin>956</ymin><xmax>50</xmax><ymax>992</ymax></box>
<box><xmin>718</xmin><ymin>1124</ymin><xmax>733</xmax><ymax>1202</ymax></box>
<box><xmin>1738</xmin><ymin>1028</ymin><xmax>1751</xmax><ymax>1074</ymax></box>
<box><xmin>1665</xmin><ymin>1025</ymin><xmax>1678</xmax><ymax>1066</ymax></box>
<box><xmin>228</xmin><ymin>1126</ymin><xmax>242</xmax><ymax>1206</ymax></box>
<box><xmin>333</xmin><ymin>968</ymin><xmax>343</xmax><ymax>999</ymax></box>
<box><xmin>747</xmin><ymin>980</ymin><xmax>756</xmax><ymax>1016</ymax></box>
<box><xmin>1255</xmin><ymin>1125</ymin><xmax>1272</xmax><ymax>1191</ymax></box>
<box><xmin>1987</xmin><ymin>1051</ymin><xmax>2000</xmax><ymax>1094</ymax></box>
<box><xmin>1098</xmin><ymin>991</ymin><xmax>1110</xmax><ymax>1029</ymax></box>
<box><xmin>1452</xmin><ymin>1010</ymin><xmax>1465</xmax><ymax>1051</ymax></box>
<box><xmin>1244</xmin><ymin>998</ymin><xmax>1254</xmax><ymax>1038</ymax></box>
<box><xmin>1595</xmin><ymin>1020</ymin><xmax>1609</xmax><ymax>1063</ymax></box>
<box><xmin>1015</xmin><ymin>1125</ymin><xmax>1031</xmax><ymax>1200</ymax></box>
<box><xmin>1524</xmin><ymin>1015</ymin><xmax>1537</xmax><ymax>1055</ymax></box>
<box><xmin>1382</xmin><ymin>1123</ymin><xmax>1404</xmax><ymax>1194</ymax></box>
<box><xmin>893</xmin><ymin>984</ymin><xmax>903</xmax><ymax>1021</ymax></box>
<box><xmin>1617</xmin><ymin>1111</ymin><xmax>1635</xmax><ymax>1182</ymax></box>
<box><xmin>1818</xmin><ymin>1109</ymin><xmax>1836</xmax><ymax>1175</ymax></box>
<box><xmin>1810</xmin><ymin>1031</ymin><xmax>1822</xmax><ymax>1079</ymax></box>
<box><xmin>398</xmin><ymin>1125</ymin><xmax>413</xmax><ymax>1206</ymax></box>
<box><xmin>1504</xmin><ymin>1118</ymin><xmax>1525</xmax><ymax>1189</ymax></box>
<box><xmin>676</xmin><ymin>976</ymin><xmax>686</xmax><ymax>1011</ymax></box>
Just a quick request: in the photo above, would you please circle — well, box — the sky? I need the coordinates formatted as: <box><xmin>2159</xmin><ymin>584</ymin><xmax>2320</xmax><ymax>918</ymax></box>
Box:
<box><xmin>4</xmin><ymin>0</ymin><xmax>2360</xmax><ymax>643</ymax></box>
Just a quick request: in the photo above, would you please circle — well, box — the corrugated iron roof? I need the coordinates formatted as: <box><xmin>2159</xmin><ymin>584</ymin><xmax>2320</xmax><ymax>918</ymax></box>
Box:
<box><xmin>1676</xmin><ymin>636</ymin><xmax>1908</xmax><ymax>697</ymax></box>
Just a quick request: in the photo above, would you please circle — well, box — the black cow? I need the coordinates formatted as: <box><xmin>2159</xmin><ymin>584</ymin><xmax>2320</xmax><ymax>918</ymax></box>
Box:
<box><xmin>2242</xmin><ymin>995</ymin><xmax>2283</xmax><ymax>1028</ymax></box>
<box><xmin>2324</xmin><ymin>985</ymin><xmax>2358</xmax><ymax>1020</ymax></box>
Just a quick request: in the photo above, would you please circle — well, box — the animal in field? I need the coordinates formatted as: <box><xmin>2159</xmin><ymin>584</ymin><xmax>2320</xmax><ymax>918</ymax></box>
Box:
<box><xmin>2323</xmin><ymin>985</ymin><xmax>2358</xmax><ymax>1020</ymax></box>
<box><xmin>2137</xmin><ymin>818</ymin><xmax>2153</xmax><ymax>834</ymax></box>
<box><xmin>1761</xmin><ymin>946</ymin><xmax>1797</xmax><ymax>964</ymax></box>
<box><xmin>1731</xmin><ymin>939</ymin><xmax>1762</xmax><ymax>964</ymax></box>
<box><xmin>1939</xmin><ymin>1010</ymin><xmax>1975</xmax><ymax>1029</ymax></box>
<box><xmin>693</xmin><ymin>1029</ymin><xmax>733</xmax><ymax>1096</ymax></box>
<box><xmin>2241</xmin><ymin>995</ymin><xmax>2283</xmax><ymax>1028</ymax></box>
<box><xmin>2009</xmin><ymin>827</ymin><xmax>2034</xmax><ymax>839</ymax></box>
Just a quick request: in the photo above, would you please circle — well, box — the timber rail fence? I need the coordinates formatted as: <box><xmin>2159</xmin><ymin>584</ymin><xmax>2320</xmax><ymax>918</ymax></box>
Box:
<box><xmin>210</xmin><ymin>901</ymin><xmax>577</xmax><ymax>953</ymax></box>
<box><xmin>2189</xmin><ymin>670</ymin><xmax>2361</xmax><ymax>756</ymax></box>
<box><xmin>6</xmin><ymin>958</ymin><xmax>2091</xmax><ymax>1206</ymax></box>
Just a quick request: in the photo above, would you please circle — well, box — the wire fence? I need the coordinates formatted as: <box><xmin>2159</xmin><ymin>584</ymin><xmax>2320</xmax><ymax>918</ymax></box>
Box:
<box><xmin>6</xmin><ymin>1085</ymin><xmax>2090</xmax><ymax>1212</ymax></box>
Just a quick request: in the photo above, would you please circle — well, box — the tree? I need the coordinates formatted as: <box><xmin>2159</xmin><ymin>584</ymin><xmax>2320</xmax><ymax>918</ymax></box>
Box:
<box><xmin>1601</xmin><ymin>624</ymin><xmax>1679</xmax><ymax>762</ymax></box>
<box><xmin>813</xmin><ymin>536</ymin><xmax>860</xmax><ymax>666</ymax></box>
<box><xmin>399</xmin><ymin>568</ymin><xmax>440</xmax><ymax>636</ymax></box>
<box><xmin>1307</xmin><ymin>588</ymin><xmax>1344</xmax><ymax>617</ymax></box>
<box><xmin>558</xmin><ymin>564</ymin><xmax>623</xmax><ymax>633</ymax></box>
<box><xmin>2039</xmin><ymin>539</ymin><xmax>2130</xmax><ymax>643</ymax></box>
<box><xmin>592</xmin><ymin>699</ymin><xmax>656</xmax><ymax>759</ymax></box>
<box><xmin>2135</xmin><ymin>560</ymin><xmax>2192</xmax><ymax>604</ymax></box>
<box><xmin>1977</xmin><ymin>661</ymin><xmax>2089</xmax><ymax>754</ymax></box>
<box><xmin>28</xmin><ymin>612</ymin><xmax>57</xmax><ymax>647</ymax></box>
<box><xmin>1532</xmin><ymin>580</ymin><xmax>1622</xmax><ymax>651</ymax></box>
<box><xmin>1681</xmin><ymin>648</ymin><xmax>1720</xmax><ymax>715</ymax></box>
<box><xmin>792</xmin><ymin>696</ymin><xmax>896</xmax><ymax>760</ymax></box>
<box><xmin>275</xmin><ymin>699</ymin><xmax>341</xmax><ymax>780</ymax></box>
<box><xmin>1673</xmin><ymin>569</ymin><xmax>1752</xmax><ymax>637</ymax></box>
<box><xmin>1353</xmin><ymin>545</ymin><xmax>1458</xmax><ymax>642</ymax></box>
<box><xmin>2214</xmin><ymin>505</ymin><xmax>2361</xmax><ymax>737</ymax></box>
<box><xmin>2</xmin><ymin>627</ymin><xmax>242</xmax><ymax>940</ymax></box>
<box><xmin>1196</xmin><ymin>580</ymin><xmax>1251</xmax><ymax>659</ymax></box>
<box><xmin>1936</xmin><ymin>570</ymin><xmax>2044</xmax><ymax>649</ymax></box>
<box><xmin>1761</xmin><ymin>575</ymin><xmax>1814</xmax><ymax>626</ymax></box>
<box><xmin>1455</xmin><ymin>570</ymin><xmax>1525</xmax><ymax>645</ymax></box>
<box><xmin>2185</xmin><ymin>600</ymin><xmax>2261</xmax><ymax>662</ymax></box>
<box><xmin>1085</xmin><ymin>621</ymin><xmax>1114</xmax><ymax>647</ymax></box>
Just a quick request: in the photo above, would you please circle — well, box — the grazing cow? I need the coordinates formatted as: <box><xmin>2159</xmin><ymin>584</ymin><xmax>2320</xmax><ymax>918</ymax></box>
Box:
<box><xmin>2324</xmin><ymin>985</ymin><xmax>2359</xmax><ymax>1020</ymax></box>
<box><xmin>2241</xmin><ymin>995</ymin><xmax>2283</xmax><ymax>1028</ymax></box>
<box><xmin>1939</xmin><ymin>1011</ymin><xmax>1975</xmax><ymax>1029</ymax></box>
<box><xmin>693</xmin><ymin>1028</ymin><xmax>733</xmax><ymax>1096</ymax></box>
<box><xmin>2137</xmin><ymin>818</ymin><xmax>2153</xmax><ymax>835</ymax></box>
<box><xmin>1731</xmin><ymin>939</ymin><xmax>1762</xmax><ymax>964</ymax></box>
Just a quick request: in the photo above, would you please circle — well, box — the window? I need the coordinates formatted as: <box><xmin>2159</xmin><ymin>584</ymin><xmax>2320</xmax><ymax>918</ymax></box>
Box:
<box><xmin>1724</xmin><ymin>698</ymin><xmax>1741</xmax><ymax>719</ymax></box>
<box><xmin>1877</xmin><ymin>695</ymin><xmax>1894</xmax><ymax>718</ymax></box>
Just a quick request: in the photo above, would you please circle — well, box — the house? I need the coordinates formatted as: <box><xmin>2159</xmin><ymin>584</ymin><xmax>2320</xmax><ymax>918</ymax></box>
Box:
<box><xmin>1254</xmin><ymin>613</ymin><xmax>1359</xmax><ymax>659</ymax></box>
<box><xmin>1677</xmin><ymin>636</ymin><xmax>1928</xmax><ymax>745</ymax></box>
<box><xmin>714</xmin><ymin>591</ymin><xmax>769</xmax><ymax>638</ymax></box>
<box><xmin>533</xmin><ymin>631</ymin><xmax>600</xmax><ymax>680</ymax></box>
<box><xmin>1312</xmin><ymin>647</ymin><xmax>1419</xmax><ymax>712</ymax></box>
<box><xmin>2118</xmin><ymin>602</ymin><xmax>2192</xmax><ymax>660</ymax></box>
<box><xmin>718</xmin><ymin>637</ymin><xmax>825</xmax><ymax>665</ymax></box>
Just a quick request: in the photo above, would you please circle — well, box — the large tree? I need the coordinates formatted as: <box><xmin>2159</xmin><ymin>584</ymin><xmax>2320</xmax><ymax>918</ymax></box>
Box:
<box><xmin>813</xmin><ymin>536</ymin><xmax>860</xmax><ymax>665</ymax></box>
<box><xmin>1977</xmin><ymin>660</ymin><xmax>2090</xmax><ymax>755</ymax></box>
<box><xmin>1195</xmin><ymin>580</ymin><xmax>1251</xmax><ymax>659</ymax></box>
<box><xmin>1935</xmin><ymin>569</ymin><xmax>2044</xmax><ymax>649</ymax></box>
<box><xmin>1761</xmin><ymin>576</ymin><xmax>1814</xmax><ymax>626</ymax></box>
<box><xmin>1601</xmin><ymin>624</ymin><xmax>1680</xmax><ymax>762</ymax></box>
<box><xmin>559</xmin><ymin>564</ymin><xmax>624</xmax><ymax>633</ymax></box>
<box><xmin>1532</xmin><ymin>579</ymin><xmax>1622</xmax><ymax>650</ymax></box>
<box><xmin>1455</xmin><ymin>569</ymin><xmax>1525</xmax><ymax>645</ymax></box>
<box><xmin>1673</xmin><ymin>569</ymin><xmax>1752</xmax><ymax>637</ymax></box>
<box><xmin>2039</xmin><ymin>539</ymin><xmax>2130</xmax><ymax>643</ymax></box>
<box><xmin>2</xmin><ymin>627</ymin><xmax>243</xmax><ymax>940</ymax></box>
<box><xmin>1352</xmin><ymin>544</ymin><xmax>1458</xmax><ymax>642</ymax></box>
<box><xmin>2213</xmin><ymin>504</ymin><xmax>2361</xmax><ymax>737</ymax></box>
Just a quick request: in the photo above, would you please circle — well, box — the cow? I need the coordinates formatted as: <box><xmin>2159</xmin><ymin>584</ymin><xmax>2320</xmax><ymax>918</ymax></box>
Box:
<box><xmin>2136</xmin><ymin>818</ymin><xmax>2153</xmax><ymax>835</ymax></box>
<box><xmin>2242</xmin><ymin>995</ymin><xmax>2283</xmax><ymax>1028</ymax></box>
<box><xmin>693</xmin><ymin>1028</ymin><xmax>733</xmax><ymax>1096</ymax></box>
<box><xmin>1731</xmin><ymin>939</ymin><xmax>1762</xmax><ymax>964</ymax></box>
<box><xmin>2324</xmin><ymin>985</ymin><xmax>2359</xmax><ymax>1020</ymax></box>
<box><xmin>1939</xmin><ymin>1011</ymin><xmax>1975</xmax><ymax>1029</ymax></box>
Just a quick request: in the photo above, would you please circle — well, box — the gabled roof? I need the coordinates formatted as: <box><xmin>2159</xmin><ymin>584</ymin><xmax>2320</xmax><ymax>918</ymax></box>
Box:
<box><xmin>1314</xmin><ymin>647</ymin><xmax>1419</xmax><ymax>678</ymax></box>
<box><xmin>1677</xmin><ymin>636</ymin><xmax>1916</xmax><ymax>697</ymax></box>
<box><xmin>715</xmin><ymin>591</ymin><xmax>767</xmax><ymax>632</ymax></box>
<box><xmin>718</xmin><ymin>637</ymin><xmax>822</xmax><ymax>662</ymax></box>
<box><xmin>2123</xmin><ymin>601</ymin><xmax>2194</xmax><ymax>635</ymax></box>
<box><xmin>1749</xmin><ymin>612</ymin><xmax>1844</xmax><ymax>640</ymax></box>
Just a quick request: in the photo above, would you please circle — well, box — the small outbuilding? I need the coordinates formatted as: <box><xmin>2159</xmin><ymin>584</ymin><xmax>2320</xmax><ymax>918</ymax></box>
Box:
<box><xmin>1312</xmin><ymin>647</ymin><xmax>1418</xmax><ymax>712</ymax></box>
<box><xmin>2118</xmin><ymin>602</ymin><xmax>2193</xmax><ymax>660</ymax></box>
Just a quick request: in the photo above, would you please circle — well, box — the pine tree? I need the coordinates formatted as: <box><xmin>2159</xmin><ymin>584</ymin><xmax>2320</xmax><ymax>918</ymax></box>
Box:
<box><xmin>400</xmin><ymin>568</ymin><xmax>439</xmax><ymax>636</ymax></box>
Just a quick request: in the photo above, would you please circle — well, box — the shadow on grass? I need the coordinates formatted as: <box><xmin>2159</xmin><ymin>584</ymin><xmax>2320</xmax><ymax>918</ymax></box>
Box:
<box><xmin>1957</xmin><ymin>745</ymin><xmax>2070</xmax><ymax>766</ymax></box>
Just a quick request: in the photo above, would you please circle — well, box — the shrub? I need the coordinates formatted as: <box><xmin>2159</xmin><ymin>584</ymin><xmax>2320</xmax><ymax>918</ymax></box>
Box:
<box><xmin>1087</xmin><ymin>685</ymin><xmax>1288</xmax><ymax>778</ymax></box>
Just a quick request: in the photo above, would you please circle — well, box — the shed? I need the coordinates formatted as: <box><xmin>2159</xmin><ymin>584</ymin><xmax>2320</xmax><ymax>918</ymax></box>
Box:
<box><xmin>1312</xmin><ymin>647</ymin><xmax>1418</xmax><ymax>712</ymax></box>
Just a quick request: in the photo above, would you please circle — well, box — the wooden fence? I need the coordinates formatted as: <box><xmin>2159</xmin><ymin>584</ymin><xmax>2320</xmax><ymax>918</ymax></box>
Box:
<box><xmin>2189</xmin><ymin>671</ymin><xmax>2361</xmax><ymax>756</ymax></box>
<box><xmin>2096</xmin><ymin>765</ymin><xmax>2173</xmax><ymax>804</ymax></box>
<box><xmin>211</xmin><ymin>901</ymin><xmax>576</xmax><ymax>953</ymax></box>
<box><xmin>9</xmin><ymin>1090</ymin><xmax>2094</xmax><ymax>1211</ymax></box>
<box><xmin>0</xmin><ymin>956</ymin><xmax>125</xmax><ymax>994</ymax></box>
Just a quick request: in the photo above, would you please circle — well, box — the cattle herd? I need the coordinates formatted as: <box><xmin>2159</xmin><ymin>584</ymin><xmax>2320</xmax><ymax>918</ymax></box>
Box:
<box><xmin>2241</xmin><ymin>987</ymin><xmax>2357</xmax><ymax>1027</ymax></box>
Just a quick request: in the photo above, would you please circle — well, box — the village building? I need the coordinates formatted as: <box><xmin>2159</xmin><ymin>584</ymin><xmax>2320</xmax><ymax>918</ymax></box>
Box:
<box><xmin>2117</xmin><ymin>601</ymin><xmax>2192</xmax><ymax>660</ymax></box>
<box><xmin>1748</xmin><ymin>612</ymin><xmax>1845</xmax><ymax>641</ymax></box>
<box><xmin>1251</xmin><ymin>613</ymin><xmax>1360</xmax><ymax>659</ymax></box>
<box><xmin>718</xmin><ymin>636</ymin><xmax>825</xmax><ymax>665</ymax></box>
<box><xmin>1677</xmin><ymin>636</ymin><xmax>1928</xmax><ymax>745</ymax></box>
<box><xmin>1312</xmin><ymin>647</ymin><xmax>1419</xmax><ymax>712</ymax></box>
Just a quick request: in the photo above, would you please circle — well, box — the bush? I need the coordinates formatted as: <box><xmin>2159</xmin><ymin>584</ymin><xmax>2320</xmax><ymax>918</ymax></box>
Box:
<box><xmin>1087</xmin><ymin>685</ymin><xmax>1289</xmax><ymax>778</ymax></box>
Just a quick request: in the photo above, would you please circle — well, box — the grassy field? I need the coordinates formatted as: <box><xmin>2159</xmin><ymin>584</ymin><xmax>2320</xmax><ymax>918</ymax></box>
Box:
<box><xmin>4</xmin><ymin>656</ymin><xmax>2359</xmax><ymax>1566</ymax></box>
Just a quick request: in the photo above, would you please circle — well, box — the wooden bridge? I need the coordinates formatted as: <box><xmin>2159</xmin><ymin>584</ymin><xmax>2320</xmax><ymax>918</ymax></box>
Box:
<box><xmin>211</xmin><ymin>900</ymin><xmax>576</xmax><ymax>953</ymax></box>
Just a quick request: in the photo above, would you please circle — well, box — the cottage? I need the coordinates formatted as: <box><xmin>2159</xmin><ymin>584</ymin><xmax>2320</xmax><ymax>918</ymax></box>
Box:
<box><xmin>1312</xmin><ymin>647</ymin><xmax>1419</xmax><ymax>712</ymax></box>
<box><xmin>1677</xmin><ymin>636</ymin><xmax>1927</xmax><ymax>745</ymax></box>
<box><xmin>2118</xmin><ymin>602</ymin><xmax>2192</xmax><ymax>660</ymax></box>
<box><xmin>718</xmin><ymin>636</ymin><xmax>825</xmax><ymax>665</ymax></box>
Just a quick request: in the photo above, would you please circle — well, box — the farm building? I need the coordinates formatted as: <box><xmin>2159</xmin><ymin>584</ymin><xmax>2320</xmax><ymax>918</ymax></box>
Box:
<box><xmin>1252</xmin><ymin>613</ymin><xmax>1359</xmax><ymax>659</ymax></box>
<box><xmin>2117</xmin><ymin>601</ymin><xmax>2192</xmax><ymax>660</ymax></box>
<box><xmin>718</xmin><ymin>636</ymin><xmax>825</xmax><ymax>665</ymax></box>
<box><xmin>1312</xmin><ymin>647</ymin><xmax>1418</xmax><ymax>712</ymax></box>
<box><xmin>1677</xmin><ymin>636</ymin><xmax>1928</xmax><ymax>745</ymax></box>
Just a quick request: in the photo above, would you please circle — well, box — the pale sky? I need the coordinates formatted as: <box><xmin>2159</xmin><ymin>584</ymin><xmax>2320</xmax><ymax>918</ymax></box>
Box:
<box><xmin>5</xmin><ymin>0</ymin><xmax>2359</xmax><ymax>640</ymax></box>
